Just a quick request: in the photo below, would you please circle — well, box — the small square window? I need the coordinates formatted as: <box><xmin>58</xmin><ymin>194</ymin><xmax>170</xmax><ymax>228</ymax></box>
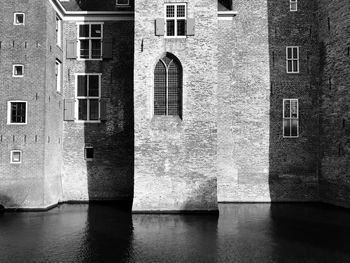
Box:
<box><xmin>11</xmin><ymin>151</ymin><xmax>22</xmax><ymax>164</ymax></box>
<box><xmin>84</xmin><ymin>147</ymin><xmax>94</xmax><ymax>160</ymax></box>
<box><xmin>13</xmin><ymin>65</ymin><xmax>24</xmax><ymax>77</ymax></box>
<box><xmin>116</xmin><ymin>0</ymin><xmax>129</xmax><ymax>6</ymax></box>
<box><xmin>14</xmin><ymin>13</ymin><xmax>25</xmax><ymax>25</ymax></box>
<box><xmin>290</xmin><ymin>0</ymin><xmax>297</xmax><ymax>11</ymax></box>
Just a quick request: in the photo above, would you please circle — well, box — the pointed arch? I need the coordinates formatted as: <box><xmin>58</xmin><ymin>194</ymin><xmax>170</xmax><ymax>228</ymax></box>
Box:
<box><xmin>154</xmin><ymin>53</ymin><xmax>182</xmax><ymax>117</ymax></box>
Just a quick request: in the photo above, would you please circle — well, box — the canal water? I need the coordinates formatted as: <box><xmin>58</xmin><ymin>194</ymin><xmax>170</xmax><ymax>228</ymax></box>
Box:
<box><xmin>0</xmin><ymin>203</ymin><xmax>350</xmax><ymax>263</ymax></box>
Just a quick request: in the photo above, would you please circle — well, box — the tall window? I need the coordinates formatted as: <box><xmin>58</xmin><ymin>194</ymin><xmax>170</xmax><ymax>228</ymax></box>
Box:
<box><xmin>165</xmin><ymin>3</ymin><xmax>186</xmax><ymax>37</ymax></box>
<box><xmin>7</xmin><ymin>101</ymin><xmax>27</xmax><ymax>125</ymax></box>
<box><xmin>56</xmin><ymin>59</ymin><xmax>62</xmax><ymax>92</ymax></box>
<box><xmin>286</xmin><ymin>46</ymin><xmax>299</xmax><ymax>73</ymax></box>
<box><xmin>154</xmin><ymin>54</ymin><xmax>182</xmax><ymax>117</ymax></box>
<box><xmin>78</xmin><ymin>23</ymin><xmax>103</xmax><ymax>60</ymax></box>
<box><xmin>76</xmin><ymin>74</ymin><xmax>101</xmax><ymax>122</ymax></box>
<box><xmin>290</xmin><ymin>0</ymin><xmax>297</xmax><ymax>11</ymax></box>
<box><xmin>283</xmin><ymin>99</ymin><xmax>299</xmax><ymax>137</ymax></box>
<box><xmin>56</xmin><ymin>15</ymin><xmax>62</xmax><ymax>47</ymax></box>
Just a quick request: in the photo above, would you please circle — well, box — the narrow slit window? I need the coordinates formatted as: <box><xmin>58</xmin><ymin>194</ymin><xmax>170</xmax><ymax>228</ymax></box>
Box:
<box><xmin>56</xmin><ymin>15</ymin><xmax>62</xmax><ymax>47</ymax></box>
<box><xmin>286</xmin><ymin>46</ymin><xmax>299</xmax><ymax>73</ymax></box>
<box><xmin>290</xmin><ymin>0</ymin><xmax>297</xmax><ymax>11</ymax></box>
<box><xmin>14</xmin><ymin>13</ymin><xmax>25</xmax><ymax>25</ymax></box>
<box><xmin>56</xmin><ymin>59</ymin><xmax>62</xmax><ymax>92</ymax></box>
<box><xmin>11</xmin><ymin>150</ymin><xmax>22</xmax><ymax>164</ymax></box>
<box><xmin>283</xmin><ymin>99</ymin><xmax>299</xmax><ymax>138</ymax></box>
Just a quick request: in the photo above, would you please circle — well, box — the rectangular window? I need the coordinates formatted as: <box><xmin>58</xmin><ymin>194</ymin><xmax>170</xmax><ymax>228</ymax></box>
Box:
<box><xmin>8</xmin><ymin>101</ymin><xmax>27</xmax><ymax>125</ymax></box>
<box><xmin>14</xmin><ymin>13</ymin><xmax>25</xmax><ymax>25</ymax></box>
<box><xmin>84</xmin><ymin>147</ymin><xmax>94</xmax><ymax>160</ymax></box>
<box><xmin>290</xmin><ymin>0</ymin><xmax>297</xmax><ymax>11</ymax></box>
<box><xmin>11</xmin><ymin>150</ymin><xmax>22</xmax><ymax>164</ymax></box>
<box><xmin>77</xmin><ymin>23</ymin><xmax>103</xmax><ymax>60</ymax></box>
<box><xmin>283</xmin><ymin>99</ymin><xmax>299</xmax><ymax>137</ymax></box>
<box><xmin>56</xmin><ymin>59</ymin><xmax>62</xmax><ymax>93</ymax></box>
<box><xmin>56</xmin><ymin>15</ymin><xmax>62</xmax><ymax>47</ymax></box>
<box><xmin>286</xmin><ymin>46</ymin><xmax>299</xmax><ymax>73</ymax></box>
<box><xmin>76</xmin><ymin>74</ymin><xmax>101</xmax><ymax>122</ymax></box>
<box><xmin>116</xmin><ymin>0</ymin><xmax>129</xmax><ymax>6</ymax></box>
<box><xmin>165</xmin><ymin>3</ymin><xmax>186</xmax><ymax>37</ymax></box>
<box><xmin>13</xmin><ymin>64</ymin><xmax>24</xmax><ymax>77</ymax></box>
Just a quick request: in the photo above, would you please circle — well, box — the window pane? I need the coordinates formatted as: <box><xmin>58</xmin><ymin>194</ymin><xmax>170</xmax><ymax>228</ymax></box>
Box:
<box><xmin>166</xmin><ymin>20</ymin><xmax>175</xmax><ymax>36</ymax></box>
<box><xmin>78</xmin><ymin>99</ymin><xmax>88</xmax><ymax>120</ymax></box>
<box><xmin>291</xmin><ymin>120</ymin><xmax>298</xmax><ymax>136</ymax></box>
<box><xmin>177</xmin><ymin>5</ymin><xmax>186</xmax><ymax>17</ymax></box>
<box><xmin>287</xmin><ymin>60</ymin><xmax>293</xmax><ymax>72</ymax></box>
<box><xmin>77</xmin><ymin>75</ymin><xmax>88</xmax><ymax>96</ymax></box>
<box><xmin>16</xmin><ymin>14</ymin><xmax>24</xmax><ymax>24</ymax></box>
<box><xmin>154</xmin><ymin>61</ymin><xmax>167</xmax><ymax>115</ymax></box>
<box><xmin>89</xmin><ymin>75</ymin><xmax>99</xmax><ymax>97</ymax></box>
<box><xmin>91</xmin><ymin>24</ymin><xmax>102</xmax><ymax>37</ymax></box>
<box><xmin>283</xmin><ymin>120</ymin><xmax>291</xmax><ymax>137</ymax></box>
<box><xmin>168</xmin><ymin>61</ymin><xmax>180</xmax><ymax>115</ymax></box>
<box><xmin>85</xmin><ymin>148</ymin><xmax>94</xmax><ymax>159</ymax></box>
<box><xmin>177</xmin><ymin>20</ymin><xmax>186</xmax><ymax>36</ymax></box>
<box><xmin>91</xmin><ymin>40</ymin><xmax>101</xmax><ymax>58</ymax></box>
<box><xmin>166</xmin><ymin>5</ymin><xmax>175</xmax><ymax>17</ymax></box>
<box><xmin>89</xmin><ymin>99</ymin><xmax>99</xmax><ymax>120</ymax></box>
<box><xmin>79</xmin><ymin>25</ymin><xmax>89</xmax><ymax>37</ymax></box>
<box><xmin>11</xmin><ymin>102</ymin><xmax>26</xmax><ymax>123</ymax></box>
<box><xmin>14</xmin><ymin>66</ymin><xmax>23</xmax><ymax>76</ymax></box>
<box><xmin>293</xmin><ymin>60</ymin><xmax>298</xmax><ymax>72</ymax></box>
<box><xmin>291</xmin><ymin>100</ymin><xmax>298</xmax><ymax>117</ymax></box>
<box><xmin>287</xmin><ymin>48</ymin><xmax>292</xmax><ymax>59</ymax></box>
<box><xmin>284</xmin><ymin>100</ymin><xmax>290</xmax><ymax>118</ymax></box>
<box><xmin>293</xmin><ymin>48</ymin><xmax>298</xmax><ymax>59</ymax></box>
<box><xmin>80</xmin><ymin>40</ymin><xmax>89</xmax><ymax>59</ymax></box>
<box><xmin>12</xmin><ymin>152</ymin><xmax>21</xmax><ymax>162</ymax></box>
<box><xmin>290</xmin><ymin>2</ymin><xmax>297</xmax><ymax>11</ymax></box>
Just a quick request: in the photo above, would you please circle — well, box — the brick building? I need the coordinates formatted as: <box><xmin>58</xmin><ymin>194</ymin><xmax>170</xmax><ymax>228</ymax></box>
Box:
<box><xmin>0</xmin><ymin>0</ymin><xmax>349</xmax><ymax>211</ymax></box>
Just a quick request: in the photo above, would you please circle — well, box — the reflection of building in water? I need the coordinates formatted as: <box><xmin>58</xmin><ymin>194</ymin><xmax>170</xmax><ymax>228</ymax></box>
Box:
<box><xmin>0</xmin><ymin>0</ymin><xmax>350</xmax><ymax>211</ymax></box>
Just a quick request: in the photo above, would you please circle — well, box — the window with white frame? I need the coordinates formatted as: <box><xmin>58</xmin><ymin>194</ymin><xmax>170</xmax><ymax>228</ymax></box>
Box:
<box><xmin>286</xmin><ymin>46</ymin><xmax>299</xmax><ymax>73</ymax></box>
<box><xmin>10</xmin><ymin>150</ymin><xmax>22</xmax><ymax>164</ymax></box>
<box><xmin>283</xmin><ymin>99</ymin><xmax>299</xmax><ymax>137</ymax></box>
<box><xmin>14</xmin><ymin>13</ymin><xmax>25</xmax><ymax>25</ymax></box>
<box><xmin>13</xmin><ymin>64</ymin><xmax>24</xmax><ymax>77</ymax></box>
<box><xmin>165</xmin><ymin>3</ymin><xmax>186</xmax><ymax>37</ymax></box>
<box><xmin>84</xmin><ymin>147</ymin><xmax>94</xmax><ymax>160</ymax></box>
<box><xmin>78</xmin><ymin>23</ymin><xmax>103</xmax><ymax>60</ymax></box>
<box><xmin>290</xmin><ymin>0</ymin><xmax>297</xmax><ymax>11</ymax></box>
<box><xmin>8</xmin><ymin>101</ymin><xmax>27</xmax><ymax>125</ymax></box>
<box><xmin>56</xmin><ymin>59</ymin><xmax>62</xmax><ymax>93</ymax></box>
<box><xmin>116</xmin><ymin>0</ymin><xmax>129</xmax><ymax>6</ymax></box>
<box><xmin>56</xmin><ymin>15</ymin><xmax>62</xmax><ymax>47</ymax></box>
<box><xmin>76</xmin><ymin>74</ymin><xmax>101</xmax><ymax>122</ymax></box>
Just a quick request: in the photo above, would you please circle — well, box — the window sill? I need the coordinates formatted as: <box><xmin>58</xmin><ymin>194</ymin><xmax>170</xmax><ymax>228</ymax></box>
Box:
<box><xmin>77</xmin><ymin>58</ymin><xmax>103</xmax><ymax>61</ymax></box>
<box><xmin>75</xmin><ymin>120</ymin><xmax>101</xmax><ymax>124</ymax></box>
<box><xmin>7</xmin><ymin>123</ymin><xmax>27</xmax><ymax>125</ymax></box>
<box><xmin>283</xmin><ymin>136</ymin><xmax>299</xmax><ymax>139</ymax></box>
<box><xmin>164</xmin><ymin>36</ymin><xmax>187</xmax><ymax>39</ymax></box>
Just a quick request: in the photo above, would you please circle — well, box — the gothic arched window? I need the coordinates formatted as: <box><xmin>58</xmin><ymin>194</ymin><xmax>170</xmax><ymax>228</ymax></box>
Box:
<box><xmin>154</xmin><ymin>54</ymin><xmax>182</xmax><ymax>117</ymax></box>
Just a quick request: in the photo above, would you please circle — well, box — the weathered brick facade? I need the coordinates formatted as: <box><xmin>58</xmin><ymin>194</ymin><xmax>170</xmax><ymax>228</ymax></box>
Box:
<box><xmin>1</xmin><ymin>0</ymin><xmax>350</xmax><ymax>211</ymax></box>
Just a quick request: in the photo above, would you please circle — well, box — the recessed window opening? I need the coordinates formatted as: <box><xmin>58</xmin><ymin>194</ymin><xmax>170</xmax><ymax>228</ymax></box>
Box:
<box><xmin>165</xmin><ymin>3</ymin><xmax>187</xmax><ymax>37</ymax></box>
<box><xmin>56</xmin><ymin>15</ymin><xmax>62</xmax><ymax>47</ymax></box>
<box><xmin>78</xmin><ymin>23</ymin><xmax>103</xmax><ymax>60</ymax></box>
<box><xmin>84</xmin><ymin>147</ymin><xmax>94</xmax><ymax>160</ymax></box>
<box><xmin>8</xmin><ymin>101</ymin><xmax>27</xmax><ymax>125</ymax></box>
<box><xmin>286</xmin><ymin>46</ymin><xmax>299</xmax><ymax>73</ymax></box>
<box><xmin>13</xmin><ymin>64</ymin><xmax>24</xmax><ymax>77</ymax></box>
<box><xmin>56</xmin><ymin>59</ymin><xmax>62</xmax><ymax>92</ymax></box>
<box><xmin>116</xmin><ymin>0</ymin><xmax>129</xmax><ymax>6</ymax></box>
<box><xmin>290</xmin><ymin>0</ymin><xmax>297</xmax><ymax>11</ymax></box>
<box><xmin>14</xmin><ymin>13</ymin><xmax>25</xmax><ymax>25</ymax></box>
<box><xmin>283</xmin><ymin>99</ymin><xmax>299</xmax><ymax>138</ymax></box>
<box><xmin>10</xmin><ymin>150</ymin><xmax>22</xmax><ymax>164</ymax></box>
<box><xmin>154</xmin><ymin>53</ymin><xmax>182</xmax><ymax>117</ymax></box>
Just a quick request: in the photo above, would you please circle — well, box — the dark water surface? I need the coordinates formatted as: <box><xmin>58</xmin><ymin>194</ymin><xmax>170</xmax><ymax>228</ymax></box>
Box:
<box><xmin>0</xmin><ymin>203</ymin><xmax>350</xmax><ymax>263</ymax></box>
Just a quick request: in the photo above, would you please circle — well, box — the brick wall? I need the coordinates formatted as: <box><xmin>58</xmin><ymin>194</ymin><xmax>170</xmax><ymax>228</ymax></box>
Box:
<box><xmin>318</xmin><ymin>0</ymin><xmax>350</xmax><ymax>208</ymax></box>
<box><xmin>61</xmin><ymin>19</ymin><xmax>134</xmax><ymax>202</ymax></box>
<box><xmin>133</xmin><ymin>0</ymin><xmax>218</xmax><ymax>212</ymax></box>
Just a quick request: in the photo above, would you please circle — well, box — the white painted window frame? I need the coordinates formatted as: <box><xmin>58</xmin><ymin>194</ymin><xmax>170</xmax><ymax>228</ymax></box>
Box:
<box><xmin>286</xmin><ymin>46</ymin><xmax>299</xmax><ymax>73</ymax></box>
<box><xmin>10</xmin><ymin>150</ymin><xmax>22</xmax><ymax>164</ymax></box>
<box><xmin>116</xmin><ymin>0</ymin><xmax>129</xmax><ymax>6</ymax></box>
<box><xmin>84</xmin><ymin>146</ymin><xmax>94</xmax><ymax>161</ymax></box>
<box><xmin>290</xmin><ymin>0</ymin><xmax>298</xmax><ymax>12</ymax></box>
<box><xmin>7</xmin><ymin>100</ymin><xmax>28</xmax><ymax>125</ymax></box>
<box><xmin>77</xmin><ymin>22</ymin><xmax>104</xmax><ymax>61</ymax></box>
<box><xmin>13</xmin><ymin>64</ymin><xmax>24</xmax><ymax>77</ymax></box>
<box><xmin>14</xmin><ymin>12</ymin><xmax>25</xmax><ymax>25</ymax></box>
<box><xmin>75</xmin><ymin>73</ymin><xmax>102</xmax><ymax>123</ymax></box>
<box><xmin>283</xmin><ymin>99</ymin><xmax>299</xmax><ymax>138</ymax></box>
<box><xmin>56</xmin><ymin>59</ymin><xmax>62</xmax><ymax>93</ymax></box>
<box><xmin>56</xmin><ymin>15</ymin><xmax>62</xmax><ymax>47</ymax></box>
<box><xmin>164</xmin><ymin>3</ymin><xmax>187</xmax><ymax>38</ymax></box>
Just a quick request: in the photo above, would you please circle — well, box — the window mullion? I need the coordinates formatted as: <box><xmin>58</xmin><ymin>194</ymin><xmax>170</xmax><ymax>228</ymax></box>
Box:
<box><xmin>166</xmin><ymin>67</ymin><xmax>169</xmax><ymax>115</ymax></box>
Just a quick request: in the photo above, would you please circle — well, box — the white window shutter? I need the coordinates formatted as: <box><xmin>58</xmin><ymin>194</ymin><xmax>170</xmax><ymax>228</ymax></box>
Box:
<box><xmin>155</xmin><ymin>18</ymin><xmax>165</xmax><ymax>36</ymax></box>
<box><xmin>186</xmin><ymin>18</ymin><xmax>195</xmax><ymax>36</ymax></box>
